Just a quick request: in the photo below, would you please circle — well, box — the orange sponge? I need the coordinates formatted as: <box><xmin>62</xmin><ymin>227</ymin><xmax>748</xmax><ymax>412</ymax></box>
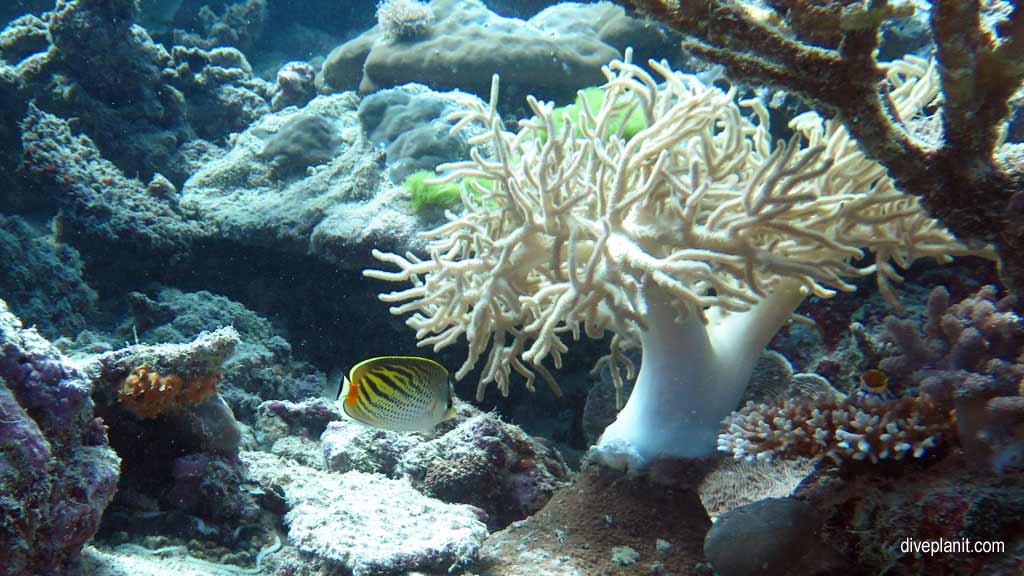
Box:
<box><xmin>118</xmin><ymin>364</ymin><xmax>219</xmax><ymax>419</ymax></box>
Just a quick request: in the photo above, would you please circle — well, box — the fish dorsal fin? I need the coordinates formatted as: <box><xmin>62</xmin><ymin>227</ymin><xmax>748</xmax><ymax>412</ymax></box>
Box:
<box><xmin>350</xmin><ymin>356</ymin><xmax>447</xmax><ymax>385</ymax></box>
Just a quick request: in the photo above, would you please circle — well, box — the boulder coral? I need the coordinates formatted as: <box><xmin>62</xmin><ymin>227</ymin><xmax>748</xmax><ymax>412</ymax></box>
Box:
<box><xmin>321</xmin><ymin>0</ymin><xmax>676</xmax><ymax>106</ymax></box>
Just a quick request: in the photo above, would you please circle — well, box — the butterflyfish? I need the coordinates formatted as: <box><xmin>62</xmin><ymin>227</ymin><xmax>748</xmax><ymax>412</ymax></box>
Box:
<box><xmin>337</xmin><ymin>356</ymin><xmax>456</xmax><ymax>431</ymax></box>
<box><xmin>857</xmin><ymin>369</ymin><xmax>894</xmax><ymax>401</ymax></box>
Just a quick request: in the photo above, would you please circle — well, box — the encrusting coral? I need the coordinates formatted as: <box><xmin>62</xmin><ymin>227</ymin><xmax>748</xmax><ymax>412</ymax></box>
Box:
<box><xmin>0</xmin><ymin>299</ymin><xmax>120</xmax><ymax>576</ymax></box>
<box><xmin>118</xmin><ymin>364</ymin><xmax>220</xmax><ymax>419</ymax></box>
<box><xmin>366</xmin><ymin>49</ymin><xmax>982</xmax><ymax>469</ymax></box>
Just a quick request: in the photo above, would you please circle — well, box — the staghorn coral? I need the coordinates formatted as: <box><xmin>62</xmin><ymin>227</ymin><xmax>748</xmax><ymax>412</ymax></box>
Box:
<box><xmin>366</xmin><ymin>50</ymin><xmax>977</xmax><ymax>468</ymax></box>
<box><xmin>618</xmin><ymin>0</ymin><xmax>1024</xmax><ymax>291</ymax></box>
<box><xmin>719</xmin><ymin>392</ymin><xmax>953</xmax><ymax>463</ymax></box>
<box><xmin>117</xmin><ymin>364</ymin><xmax>220</xmax><ymax>419</ymax></box>
<box><xmin>879</xmin><ymin>284</ymin><xmax>1024</xmax><ymax>470</ymax></box>
<box><xmin>880</xmin><ymin>285</ymin><xmax>1024</xmax><ymax>385</ymax></box>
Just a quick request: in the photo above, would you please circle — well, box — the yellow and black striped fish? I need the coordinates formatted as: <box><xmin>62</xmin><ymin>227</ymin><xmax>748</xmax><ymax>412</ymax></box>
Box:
<box><xmin>337</xmin><ymin>356</ymin><xmax>456</xmax><ymax>431</ymax></box>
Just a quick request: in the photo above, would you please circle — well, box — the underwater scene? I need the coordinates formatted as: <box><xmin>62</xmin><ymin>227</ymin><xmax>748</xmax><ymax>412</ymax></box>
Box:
<box><xmin>1</xmin><ymin>0</ymin><xmax>1023</xmax><ymax>574</ymax></box>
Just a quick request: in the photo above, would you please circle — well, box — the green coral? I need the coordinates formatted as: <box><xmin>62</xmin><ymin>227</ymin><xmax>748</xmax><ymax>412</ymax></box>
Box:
<box><xmin>544</xmin><ymin>86</ymin><xmax>647</xmax><ymax>141</ymax></box>
<box><xmin>403</xmin><ymin>170</ymin><xmax>493</xmax><ymax>214</ymax></box>
<box><xmin>404</xmin><ymin>170</ymin><xmax>462</xmax><ymax>213</ymax></box>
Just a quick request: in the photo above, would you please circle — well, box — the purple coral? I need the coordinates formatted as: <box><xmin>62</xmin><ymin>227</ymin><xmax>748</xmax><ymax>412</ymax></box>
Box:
<box><xmin>259</xmin><ymin>397</ymin><xmax>341</xmax><ymax>438</ymax></box>
<box><xmin>880</xmin><ymin>285</ymin><xmax>1024</xmax><ymax>471</ymax></box>
<box><xmin>0</xmin><ymin>300</ymin><xmax>119</xmax><ymax>575</ymax></box>
<box><xmin>168</xmin><ymin>453</ymin><xmax>259</xmax><ymax>523</ymax></box>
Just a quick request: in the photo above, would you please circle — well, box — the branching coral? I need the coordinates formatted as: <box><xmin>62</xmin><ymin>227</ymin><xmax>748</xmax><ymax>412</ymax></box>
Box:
<box><xmin>365</xmin><ymin>51</ymin><xmax>977</xmax><ymax>468</ymax></box>
<box><xmin>118</xmin><ymin>364</ymin><xmax>220</xmax><ymax>419</ymax></box>
<box><xmin>879</xmin><ymin>285</ymin><xmax>1024</xmax><ymax>471</ymax></box>
<box><xmin>718</xmin><ymin>393</ymin><xmax>953</xmax><ymax>463</ymax></box>
<box><xmin>618</xmin><ymin>0</ymin><xmax>1024</xmax><ymax>291</ymax></box>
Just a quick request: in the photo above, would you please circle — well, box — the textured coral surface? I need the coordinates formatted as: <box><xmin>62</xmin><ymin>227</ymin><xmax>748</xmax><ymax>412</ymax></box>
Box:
<box><xmin>720</xmin><ymin>394</ymin><xmax>953</xmax><ymax>464</ymax></box>
<box><xmin>117</xmin><ymin>364</ymin><xmax>219</xmax><ymax>419</ymax></box>
<box><xmin>0</xmin><ymin>300</ymin><xmax>119</xmax><ymax>576</ymax></box>
<box><xmin>798</xmin><ymin>450</ymin><xmax>1024</xmax><ymax>575</ymax></box>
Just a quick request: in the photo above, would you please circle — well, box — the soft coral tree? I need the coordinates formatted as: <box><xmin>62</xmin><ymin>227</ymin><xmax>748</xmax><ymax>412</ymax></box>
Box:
<box><xmin>366</xmin><ymin>51</ymin><xmax>982</xmax><ymax>469</ymax></box>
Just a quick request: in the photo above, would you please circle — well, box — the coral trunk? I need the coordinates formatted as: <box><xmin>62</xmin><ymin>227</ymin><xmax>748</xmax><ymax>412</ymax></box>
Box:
<box><xmin>595</xmin><ymin>279</ymin><xmax>806</xmax><ymax>469</ymax></box>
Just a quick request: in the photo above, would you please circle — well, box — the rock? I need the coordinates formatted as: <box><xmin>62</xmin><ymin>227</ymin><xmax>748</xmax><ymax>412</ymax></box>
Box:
<box><xmin>0</xmin><ymin>299</ymin><xmax>120</xmax><ymax>575</ymax></box>
<box><xmin>178</xmin><ymin>92</ymin><xmax>428</xmax><ymax>271</ymax></box>
<box><xmin>321</xmin><ymin>419</ymin><xmax>419</xmax><ymax>475</ymax></box>
<box><xmin>243</xmin><ymin>450</ymin><xmax>488</xmax><ymax>575</ymax></box>
<box><xmin>321</xmin><ymin>0</ymin><xmax>676</xmax><ymax>106</ymax></box>
<box><xmin>704</xmin><ymin>497</ymin><xmax>829</xmax><ymax>576</ymax></box>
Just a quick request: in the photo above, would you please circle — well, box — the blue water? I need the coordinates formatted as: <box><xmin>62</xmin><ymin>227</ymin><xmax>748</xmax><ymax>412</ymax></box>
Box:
<box><xmin>1</xmin><ymin>1</ymin><xmax>1021</xmax><ymax>575</ymax></box>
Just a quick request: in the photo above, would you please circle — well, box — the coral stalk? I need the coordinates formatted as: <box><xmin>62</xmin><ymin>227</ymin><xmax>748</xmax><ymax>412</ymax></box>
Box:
<box><xmin>597</xmin><ymin>279</ymin><xmax>807</xmax><ymax>465</ymax></box>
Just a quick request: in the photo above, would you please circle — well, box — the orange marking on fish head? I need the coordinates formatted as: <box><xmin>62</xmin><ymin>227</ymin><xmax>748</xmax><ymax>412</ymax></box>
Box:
<box><xmin>345</xmin><ymin>377</ymin><xmax>360</xmax><ymax>406</ymax></box>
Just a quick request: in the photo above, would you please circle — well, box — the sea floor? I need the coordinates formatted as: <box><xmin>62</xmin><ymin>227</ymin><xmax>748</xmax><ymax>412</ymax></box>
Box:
<box><xmin>82</xmin><ymin>546</ymin><xmax>223</xmax><ymax>576</ymax></box>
